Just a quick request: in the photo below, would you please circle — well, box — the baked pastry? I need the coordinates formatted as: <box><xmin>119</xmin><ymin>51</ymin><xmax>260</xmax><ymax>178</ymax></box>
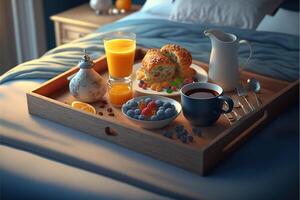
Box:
<box><xmin>181</xmin><ymin>67</ymin><xmax>196</xmax><ymax>79</ymax></box>
<box><xmin>160</xmin><ymin>44</ymin><xmax>192</xmax><ymax>75</ymax></box>
<box><xmin>140</xmin><ymin>49</ymin><xmax>176</xmax><ymax>82</ymax></box>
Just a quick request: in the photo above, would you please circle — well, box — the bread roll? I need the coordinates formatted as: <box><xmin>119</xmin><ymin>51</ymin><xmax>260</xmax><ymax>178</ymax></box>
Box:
<box><xmin>160</xmin><ymin>44</ymin><xmax>192</xmax><ymax>69</ymax></box>
<box><xmin>181</xmin><ymin>67</ymin><xmax>196</xmax><ymax>79</ymax></box>
<box><xmin>141</xmin><ymin>49</ymin><xmax>176</xmax><ymax>82</ymax></box>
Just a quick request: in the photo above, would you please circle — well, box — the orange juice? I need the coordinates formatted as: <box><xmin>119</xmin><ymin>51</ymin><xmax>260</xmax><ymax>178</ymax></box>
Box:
<box><xmin>108</xmin><ymin>83</ymin><xmax>132</xmax><ymax>107</ymax></box>
<box><xmin>104</xmin><ymin>38</ymin><xmax>136</xmax><ymax>78</ymax></box>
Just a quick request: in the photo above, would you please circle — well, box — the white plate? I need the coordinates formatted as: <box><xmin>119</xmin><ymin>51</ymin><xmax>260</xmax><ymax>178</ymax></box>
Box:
<box><xmin>132</xmin><ymin>63</ymin><xmax>208</xmax><ymax>96</ymax></box>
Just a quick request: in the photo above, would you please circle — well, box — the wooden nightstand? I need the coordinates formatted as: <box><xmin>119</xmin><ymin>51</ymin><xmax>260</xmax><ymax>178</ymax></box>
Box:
<box><xmin>50</xmin><ymin>3</ymin><xmax>141</xmax><ymax>46</ymax></box>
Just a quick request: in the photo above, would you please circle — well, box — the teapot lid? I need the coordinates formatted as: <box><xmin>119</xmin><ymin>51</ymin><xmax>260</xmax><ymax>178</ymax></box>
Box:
<box><xmin>78</xmin><ymin>50</ymin><xmax>94</xmax><ymax>69</ymax></box>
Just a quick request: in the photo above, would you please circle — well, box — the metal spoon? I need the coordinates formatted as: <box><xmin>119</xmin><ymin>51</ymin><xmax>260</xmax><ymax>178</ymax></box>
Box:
<box><xmin>247</xmin><ymin>78</ymin><xmax>262</xmax><ymax>107</ymax></box>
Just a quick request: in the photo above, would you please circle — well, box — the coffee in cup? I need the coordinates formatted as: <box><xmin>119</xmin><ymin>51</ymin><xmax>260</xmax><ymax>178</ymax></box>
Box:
<box><xmin>180</xmin><ymin>82</ymin><xmax>233</xmax><ymax>126</ymax></box>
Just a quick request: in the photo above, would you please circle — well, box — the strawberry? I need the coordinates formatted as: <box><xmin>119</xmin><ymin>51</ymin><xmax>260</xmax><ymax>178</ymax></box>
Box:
<box><xmin>171</xmin><ymin>86</ymin><xmax>177</xmax><ymax>91</ymax></box>
<box><xmin>147</xmin><ymin>101</ymin><xmax>157</xmax><ymax>111</ymax></box>
<box><xmin>141</xmin><ymin>107</ymin><xmax>152</xmax><ymax>117</ymax></box>
<box><xmin>142</xmin><ymin>83</ymin><xmax>148</xmax><ymax>90</ymax></box>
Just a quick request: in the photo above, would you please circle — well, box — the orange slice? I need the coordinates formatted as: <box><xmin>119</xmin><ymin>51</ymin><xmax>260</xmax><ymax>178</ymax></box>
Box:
<box><xmin>71</xmin><ymin>101</ymin><xmax>96</xmax><ymax>114</ymax></box>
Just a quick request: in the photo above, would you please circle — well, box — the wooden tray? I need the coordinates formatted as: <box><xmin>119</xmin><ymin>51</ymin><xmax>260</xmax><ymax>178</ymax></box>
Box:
<box><xmin>26</xmin><ymin>48</ymin><xmax>299</xmax><ymax>175</ymax></box>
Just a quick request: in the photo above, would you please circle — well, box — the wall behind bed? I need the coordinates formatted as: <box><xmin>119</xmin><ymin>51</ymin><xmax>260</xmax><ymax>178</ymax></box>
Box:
<box><xmin>43</xmin><ymin>0</ymin><xmax>146</xmax><ymax>50</ymax></box>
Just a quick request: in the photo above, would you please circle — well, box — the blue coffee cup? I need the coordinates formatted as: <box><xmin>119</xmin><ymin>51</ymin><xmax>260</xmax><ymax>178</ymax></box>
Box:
<box><xmin>180</xmin><ymin>82</ymin><xmax>233</xmax><ymax>126</ymax></box>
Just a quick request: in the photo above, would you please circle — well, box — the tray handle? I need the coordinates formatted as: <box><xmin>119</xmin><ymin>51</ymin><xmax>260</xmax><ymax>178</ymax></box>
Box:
<box><xmin>202</xmin><ymin>80</ymin><xmax>299</xmax><ymax>174</ymax></box>
<box><xmin>202</xmin><ymin>109</ymin><xmax>268</xmax><ymax>173</ymax></box>
<box><xmin>223</xmin><ymin>110</ymin><xmax>268</xmax><ymax>152</ymax></box>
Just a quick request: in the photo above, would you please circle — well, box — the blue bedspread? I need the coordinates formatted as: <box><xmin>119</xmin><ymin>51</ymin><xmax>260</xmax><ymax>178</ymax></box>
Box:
<box><xmin>0</xmin><ymin>19</ymin><xmax>298</xmax><ymax>84</ymax></box>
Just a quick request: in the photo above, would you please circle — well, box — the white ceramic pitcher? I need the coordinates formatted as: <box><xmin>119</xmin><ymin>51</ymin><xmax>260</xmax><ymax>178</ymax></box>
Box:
<box><xmin>204</xmin><ymin>29</ymin><xmax>252</xmax><ymax>91</ymax></box>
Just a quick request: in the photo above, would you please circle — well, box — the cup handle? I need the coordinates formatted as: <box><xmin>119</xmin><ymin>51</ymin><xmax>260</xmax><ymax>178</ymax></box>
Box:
<box><xmin>239</xmin><ymin>40</ymin><xmax>252</xmax><ymax>68</ymax></box>
<box><xmin>218</xmin><ymin>96</ymin><xmax>234</xmax><ymax>114</ymax></box>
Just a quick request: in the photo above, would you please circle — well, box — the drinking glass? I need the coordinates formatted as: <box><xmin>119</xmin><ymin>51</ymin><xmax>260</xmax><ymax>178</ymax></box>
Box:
<box><xmin>103</xmin><ymin>31</ymin><xmax>136</xmax><ymax>107</ymax></box>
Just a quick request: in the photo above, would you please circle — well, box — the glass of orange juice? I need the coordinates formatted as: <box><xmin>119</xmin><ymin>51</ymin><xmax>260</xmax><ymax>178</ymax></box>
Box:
<box><xmin>104</xmin><ymin>31</ymin><xmax>136</xmax><ymax>107</ymax></box>
<box><xmin>107</xmin><ymin>78</ymin><xmax>132</xmax><ymax>107</ymax></box>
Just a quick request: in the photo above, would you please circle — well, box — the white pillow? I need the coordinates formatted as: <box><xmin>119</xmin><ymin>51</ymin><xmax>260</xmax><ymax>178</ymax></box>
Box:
<box><xmin>141</xmin><ymin>0</ymin><xmax>174</xmax><ymax>12</ymax></box>
<box><xmin>257</xmin><ymin>9</ymin><xmax>299</xmax><ymax>35</ymax></box>
<box><xmin>169</xmin><ymin>0</ymin><xmax>283</xmax><ymax>29</ymax></box>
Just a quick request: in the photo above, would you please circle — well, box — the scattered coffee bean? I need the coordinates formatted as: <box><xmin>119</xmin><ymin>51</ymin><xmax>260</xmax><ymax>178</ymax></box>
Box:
<box><xmin>108</xmin><ymin>113</ymin><xmax>115</xmax><ymax>117</ymax></box>
<box><xmin>188</xmin><ymin>135</ymin><xmax>194</xmax><ymax>143</ymax></box>
<box><xmin>99</xmin><ymin>104</ymin><xmax>105</xmax><ymax>108</ymax></box>
<box><xmin>98</xmin><ymin>111</ymin><xmax>103</xmax><ymax>116</ymax></box>
<box><xmin>101</xmin><ymin>100</ymin><xmax>108</xmax><ymax>104</ymax></box>
<box><xmin>107</xmin><ymin>107</ymin><xmax>113</xmax><ymax>113</ymax></box>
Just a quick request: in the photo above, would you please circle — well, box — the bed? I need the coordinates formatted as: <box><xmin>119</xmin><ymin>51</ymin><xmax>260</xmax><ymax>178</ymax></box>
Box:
<box><xmin>1</xmin><ymin>1</ymin><xmax>299</xmax><ymax>200</ymax></box>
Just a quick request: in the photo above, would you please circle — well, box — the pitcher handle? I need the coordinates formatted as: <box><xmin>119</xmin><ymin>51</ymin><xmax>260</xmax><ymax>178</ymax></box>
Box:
<box><xmin>239</xmin><ymin>40</ymin><xmax>252</xmax><ymax>68</ymax></box>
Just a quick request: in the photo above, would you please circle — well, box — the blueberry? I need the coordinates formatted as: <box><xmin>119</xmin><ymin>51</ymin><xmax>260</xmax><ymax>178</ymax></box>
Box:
<box><xmin>128</xmin><ymin>100</ymin><xmax>138</xmax><ymax>108</ymax></box>
<box><xmin>165</xmin><ymin>108</ymin><xmax>174</xmax><ymax>118</ymax></box>
<box><xmin>150</xmin><ymin>115</ymin><xmax>159</xmax><ymax>121</ymax></box>
<box><xmin>155</xmin><ymin>99</ymin><xmax>163</xmax><ymax>107</ymax></box>
<box><xmin>122</xmin><ymin>104</ymin><xmax>129</xmax><ymax>112</ymax></box>
<box><xmin>182</xmin><ymin>129</ymin><xmax>188</xmax><ymax>135</ymax></box>
<box><xmin>144</xmin><ymin>97</ymin><xmax>152</xmax><ymax>105</ymax></box>
<box><xmin>134</xmin><ymin>108</ymin><xmax>141</xmax><ymax>115</ymax></box>
<box><xmin>169</xmin><ymin>106</ymin><xmax>176</xmax><ymax>115</ymax></box>
<box><xmin>156</xmin><ymin>110</ymin><xmax>165</xmax><ymax>119</ymax></box>
<box><xmin>133</xmin><ymin>114</ymin><xmax>139</xmax><ymax>119</ymax></box>
<box><xmin>158</xmin><ymin>106</ymin><xmax>165</xmax><ymax>111</ymax></box>
<box><xmin>126</xmin><ymin>109</ymin><xmax>135</xmax><ymax>117</ymax></box>
<box><xmin>181</xmin><ymin>135</ymin><xmax>188</xmax><ymax>143</ymax></box>
<box><xmin>169</xmin><ymin>104</ymin><xmax>176</xmax><ymax>110</ymax></box>
<box><xmin>175</xmin><ymin>125</ymin><xmax>184</xmax><ymax>133</ymax></box>
<box><xmin>163</xmin><ymin>131</ymin><xmax>173</xmax><ymax>138</ymax></box>
<box><xmin>163</xmin><ymin>102</ymin><xmax>171</xmax><ymax>108</ymax></box>
<box><xmin>138</xmin><ymin>115</ymin><xmax>145</xmax><ymax>120</ymax></box>
<box><xmin>176</xmin><ymin>130</ymin><xmax>185</xmax><ymax>139</ymax></box>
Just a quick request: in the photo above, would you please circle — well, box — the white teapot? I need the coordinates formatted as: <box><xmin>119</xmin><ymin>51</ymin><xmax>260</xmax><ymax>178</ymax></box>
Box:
<box><xmin>69</xmin><ymin>50</ymin><xmax>106</xmax><ymax>103</ymax></box>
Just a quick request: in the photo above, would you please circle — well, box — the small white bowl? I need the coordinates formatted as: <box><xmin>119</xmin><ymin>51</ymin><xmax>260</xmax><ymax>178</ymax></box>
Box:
<box><xmin>122</xmin><ymin>95</ymin><xmax>182</xmax><ymax>129</ymax></box>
